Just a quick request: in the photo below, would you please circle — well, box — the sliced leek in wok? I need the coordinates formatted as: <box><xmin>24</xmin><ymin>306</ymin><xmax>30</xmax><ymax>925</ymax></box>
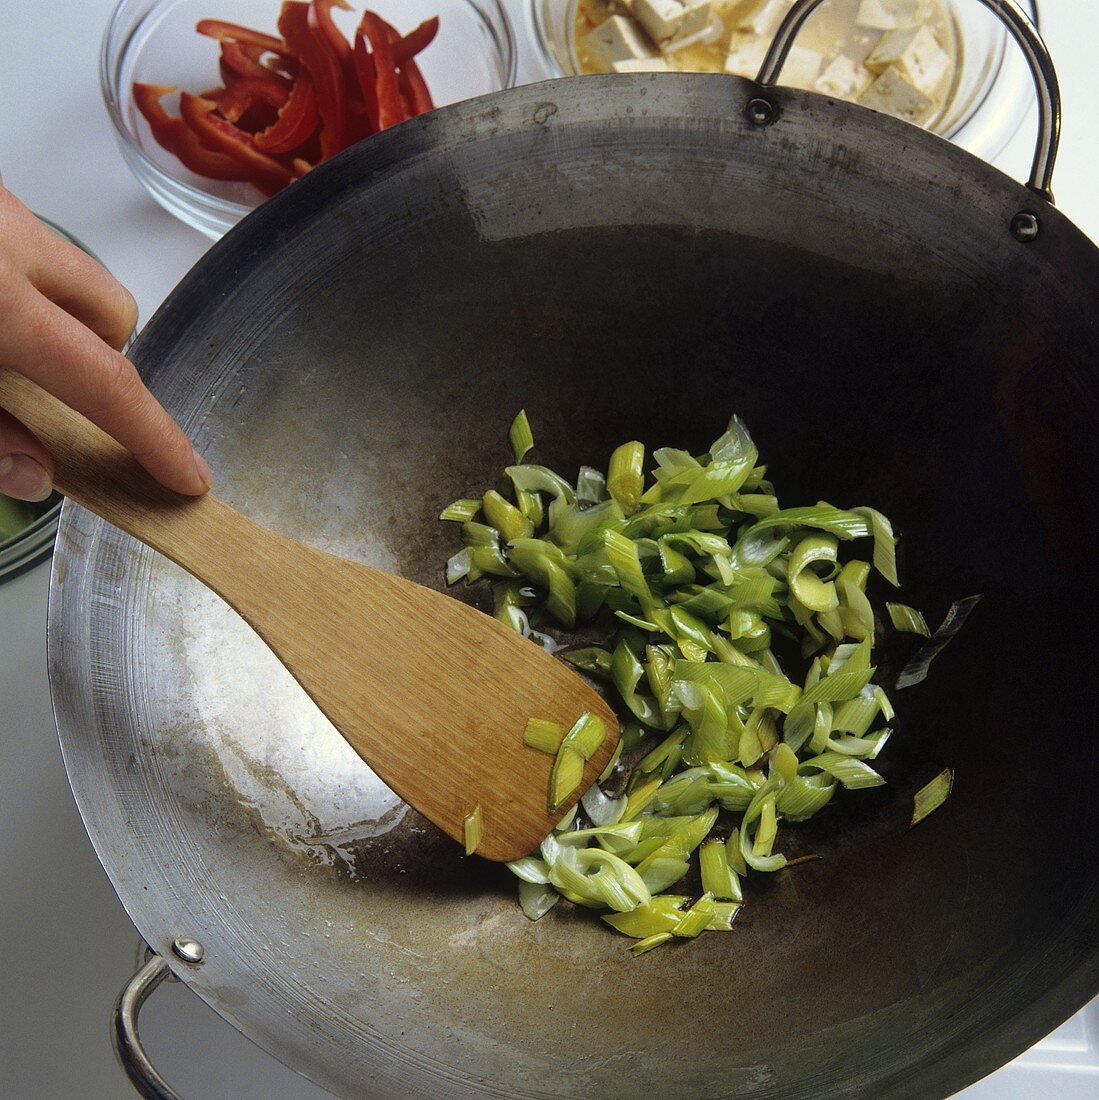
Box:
<box><xmin>443</xmin><ymin>414</ymin><xmax>976</xmax><ymax>952</ymax></box>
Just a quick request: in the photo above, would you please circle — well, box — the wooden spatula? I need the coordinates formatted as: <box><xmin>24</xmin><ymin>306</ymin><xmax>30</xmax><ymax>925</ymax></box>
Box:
<box><xmin>0</xmin><ymin>368</ymin><xmax>618</xmax><ymax>862</ymax></box>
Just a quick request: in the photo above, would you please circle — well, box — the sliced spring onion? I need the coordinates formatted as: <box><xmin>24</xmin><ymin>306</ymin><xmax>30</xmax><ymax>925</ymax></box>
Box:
<box><xmin>562</xmin><ymin>712</ymin><xmax>607</xmax><ymax>760</ymax></box>
<box><xmin>506</xmin><ymin>856</ymin><xmax>550</xmax><ymax>884</ymax></box>
<box><xmin>911</xmin><ymin>768</ymin><xmax>954</xmax><ymax>828</ymax></box>
<box><xmin>602</xmin><ymin>895</ymin><xmax>689</xmax><ymax>938</ymax></box>
<box><xmin>852</xmin><ymin>506</ymin><xmax>899</xmax><ymax>587</ymax></box>
<box><xmin>787</xmin><ymin>533</ymin><xmax>840</xmax><ymax>612</ymax></box>
<box><xmin>439</xmin><ymin>498</ymin><xmax>481</xmax><ymax>522</ymax></box>
<box><xmin>442</xmin><ymin>411</ymin><xmax>965</xmax><ymax>953</ymax></box>
<box><xmin>708</xmin><ymin>901</ymin><xmax>741</xmax><ymax>930</ymax></box>
<box><xmin>887</xmin><ymin>602</ymin><xmax>931</xmax><ymax>636</ymax></box>
<box><xmin>896</xmin><ymin>596</ymin><xmax>981</xmax><ymax>689</ymax></box>
<box><xmin>508</xmin><ymin>409</ymin><xmax>534</xmax><ymax>463</ymax></box>
<box><xmin>463</xmin><ymin>805</ymin><xmax>483</xmax><ymax>856</ymax></box>
<box><xmin>518</xmin><ymin>880</ymin><xmax>560</xmax><ymax>921</ymax></box>
<box><xmin>673</xmin><ymin>892</ymin><xmax>716</xmax><ymax>938</ymax></box>
<box><xmin>549</xmin><ymin>746</ymin><xmax>585</xmax><ymax>810</ymax></box>
<box><xmin>524</xmin><ymin>718</ymin><xmax>564</xmax><ymax>755</ymax></box>
<box><xmin>607</xmin><ymin>441</ymin><xmax>645</xmax><ymax>515</ymax></box>
<box><xmin>699</xmin><ymin>838</ymin><xmax>742</xmax><ymax>901</ymax></box>
<box><xmin>483</xmin><ymin>489</ymin><xmax>533</xmax><ymax>541</ymax></box>
<box><xmin>631</xmin><ymin>931</ymin><xmax>674</xmax><ymax>955</ymax></box>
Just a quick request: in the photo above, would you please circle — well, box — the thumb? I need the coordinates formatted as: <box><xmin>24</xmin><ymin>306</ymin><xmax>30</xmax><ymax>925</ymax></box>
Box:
<box><xmin>0</xmin><ymin>406</ymin><xmax>55</xmax><ymax>502</ymax></box>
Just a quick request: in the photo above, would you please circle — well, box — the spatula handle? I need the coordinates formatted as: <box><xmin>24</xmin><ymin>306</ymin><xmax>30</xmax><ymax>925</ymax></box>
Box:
<box><xmin>0</xmin><ymin>367</ymin><xmax>246</xmax><ymax>584</ymax></box>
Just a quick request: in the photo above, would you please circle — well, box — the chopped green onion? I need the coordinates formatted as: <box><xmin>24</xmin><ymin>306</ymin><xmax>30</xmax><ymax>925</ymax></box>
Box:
<box><xmin>631</xmin><ymin>931</ymin><xmax>674</xmax><ymax>955</ymax></box>
<box><xmin>508</xmin><ymin>409</ymin><xmax>534</xmax><ymax>463</ymax></box>
<box><xmin>896</xmin><ymin>597</ymin><xmax>981</xmax><ymax>689</ymax></box>
<box><xmin>439</xmin><ymin>498</ymin><xmax>481</xmax><ymax>522</ymax></box>
<box><xmin>549</xmin><ymin>747</ymin><xmax>585</xmax><ymax>810</ymax></box>
<box><xmin>887</xmin><ymin>602</ymin><xmax>931</xmax><ymax>637</ymax></box>
<box><xmin>524</xmin><ymin>718</ymin><xmax>564</xmax><ymax>755</ymax></box>
<box><xmin>911</xmin><ymin>768</ymin><xmax>953</xmax><ymax>828</ymax></box>
<box><xmin>787</xmin><ymin>533</ymin><xmax>840</xmax><ymax>613</ymax></box>
<box><xmin>463</xmin><ymin>805</ymin><xmax>483</xmax><ymax>856</ymax></box>
<box><xmin>442</xmin><ymin>412</ymin><xmax>965</xmax><ymax>952</ymax></box>
<box><xmin>562</xmin><ymin>712</ymin><xmax>607</xmax><ymax>760</ymax></box>
<box><xmin>607</xmin><ymin>441</ymin><xmax>645</xmax><ymax>515</ymax></box>
<box><xmin>708</xmin><ymin>901</ymin><xmax>741</xmax><ymax>930</ymax></box>
<box><xmin>673</xmin><ymin>892</ymin><xmax>716</xmax><ymax>938</ymax></box>
<box><xmin>506</xmin><ymin>856</ymin><xmax>550</xmax><ymax>883</ymax></box>
<box><xmin>603</xmin><ymin>895</ymin><xmax>689</xmax><ymax>938</ymax></box>
<box><xmin>482</xmin><ymin>489</ymin><xmax>533</xmax><ymax>541</ymax></box>
<box><xmin>852</xmin><ymin>506</ymin><xmax>899</xmax><ymax>586</ymax></box>
<box><xmin>518</xmin><ymin>880</ymin><xmax>559</xmax><ymax>920</ymax></box>
<box><xmin>699</xmin><ymin>838</ymin><xmax>742</xmax><ymax>901</ymax></box>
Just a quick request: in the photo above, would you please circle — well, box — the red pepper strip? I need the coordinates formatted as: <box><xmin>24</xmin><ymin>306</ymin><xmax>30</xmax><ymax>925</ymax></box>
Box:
<box><xmin>357</xmin><ymin>11</ymin><xmax>404</xmax><ymax>131</ymax></box>
<box><xmin>254</xmin><ymin>75</ymin><xmax>319</xmax><ymax>153</ymax></box>
<box><xmin>351</xmin><ymin>32</ymin><xmax>379</xmax><ymax>135</ymax></box>
<box><xmin>132</xmin><ymin>83</ymin><xmax>253</xmax><ymax>181</ymax></box>
<box><xmin>399</xmin><ymin>58</ymin><xmax>434</xmax><ymax>116</ymax></box>
<box><xmin>220</xmin><ymin>40</ymin><xmax>272</xmax><ymax>81</ymax></box>
<box><xmin>195</xmin><ymin>19</ymin><xmax>286</xmax><ymax>54</ymax></box>
<box><xmin>179</xmin><ymin>92</ymin><xmax>292</xmax><ymax>190</ymax></box>
<box><xmin>218</xmin><ymin>74</ymin><xmax>291</xmax><ymax>124</ymax></box>
<box><xmin>278</xmin><ymin>1</ymin><xmax>348</xmax><ymax>159</ymax></box>
<box><xmin>393</xmin><ymin>17</ymin><xmax>439</xmax><ymax>64</ymax></box>
<box><xmin>310</xmin><ymin>0</ymin><xmax>353</xmax><ymax>72</ymax></box>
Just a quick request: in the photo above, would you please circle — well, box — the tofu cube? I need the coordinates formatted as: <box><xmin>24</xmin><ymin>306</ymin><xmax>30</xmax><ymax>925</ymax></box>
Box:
<box><xmin>632</xmin><ymin>0</ymin><xmax>712</xmax><ymax>49</ymax></box>
<box><xmin>815</xmin><ymin>54</ymin><xmax>873</xmax><ymax>100</ymax></box>
<box><xmin>737</xmin><ymin>0</ymin><xmax>794</xmax><ymax>36</ymax></box>
<box><xmin>856</xmin><ymin>0</ymin><xmax>926</xmax><ymax>31</ymax></box>
<box><xmin>859</xmin><ymin>65</ymin><xmax>936</xmax><ymax>123</ymax></box>
<box><xmin>724</xmin><ymin>32</ymin><xmax>771</xmax><ymax>78</ymax></box>
<box><xmin>582</xmin><ymin>15</ymin><xmax>657</xmax><ymax>68</ymax></box>
<box><xmin>866</xmin><ymin>25</ymin><xmax>949</xmax><ymax>95</ymax></box>
<box><xmin>781</xmin><ymin>45</ymin><xmax>823</xmax><ymax>87</ymax></box>
<box><xmin>612</xmin><ymin>56</ymin><xmax>673</xmax><ymax>72</ymax></box>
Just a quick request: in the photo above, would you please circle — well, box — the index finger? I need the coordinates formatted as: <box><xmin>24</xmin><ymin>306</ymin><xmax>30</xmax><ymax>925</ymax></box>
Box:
<box><xmin>0</xmin><ymin>269</ymin><xmax>211</xmax><ymax>497</ymax></box>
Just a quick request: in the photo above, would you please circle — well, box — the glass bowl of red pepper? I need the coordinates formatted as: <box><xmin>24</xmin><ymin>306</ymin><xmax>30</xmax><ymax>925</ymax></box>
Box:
<box><xmin>101</xmin><ymin>0</ymin><xmax>518</xmax><ymax>239</ymax></box>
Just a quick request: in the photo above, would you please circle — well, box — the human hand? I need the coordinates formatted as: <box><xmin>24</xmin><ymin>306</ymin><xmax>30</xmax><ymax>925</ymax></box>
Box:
<box><xmin>0</xmin><ymin>182</ymin><xmax>211</xmax><ymax>502</ymax></box>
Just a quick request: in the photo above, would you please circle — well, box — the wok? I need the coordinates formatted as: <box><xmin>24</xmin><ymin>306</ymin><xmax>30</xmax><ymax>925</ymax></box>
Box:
<box><xmin>48</xmin><ymin>1</ymin><xmax>1099</xmax><ymax>1097</ymax></box>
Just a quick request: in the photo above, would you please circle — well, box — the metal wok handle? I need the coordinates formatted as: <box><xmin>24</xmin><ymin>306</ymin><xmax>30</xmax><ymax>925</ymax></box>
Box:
<box><xmin>111</xmin><ymin>939</ymin><xmax>205</xmax><ymax>1099</ymax></box>
<box><xmin>753</xmin><ymin>0</ymin><xmax>1061</xmax><ymax>202</ymax></box>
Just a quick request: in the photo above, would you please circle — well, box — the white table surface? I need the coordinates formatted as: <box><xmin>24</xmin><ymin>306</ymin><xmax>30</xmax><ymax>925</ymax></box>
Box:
<box><xmin>1</xmin><ymin>2</ymin><xmax>1096</xmax><ymax>1098</ymax></box>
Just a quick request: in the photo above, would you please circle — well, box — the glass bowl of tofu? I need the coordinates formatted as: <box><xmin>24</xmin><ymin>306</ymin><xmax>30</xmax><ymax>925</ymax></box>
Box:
<box><xmin>530</xmin><ymin>0</ymin><xmax>1039</xmax><ymax>162</ymax></box>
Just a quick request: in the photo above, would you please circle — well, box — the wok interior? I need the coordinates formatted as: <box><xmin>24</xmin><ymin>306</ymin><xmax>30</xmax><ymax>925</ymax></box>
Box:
<box><xmin>62</xmin><ymin>80</ymin><xmax>1099</xmax><ymax>1098</ymax></box>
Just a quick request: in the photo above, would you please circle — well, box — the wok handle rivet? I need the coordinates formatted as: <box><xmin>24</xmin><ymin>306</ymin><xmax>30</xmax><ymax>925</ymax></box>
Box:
<box><xmin>745</xmin><ymin>98</ymin><xmax>776</xmax><ymax>127</ymax></box>
<box><xmin>171</xmin><ymin>937</ymin><xmax>205</xmax><ymax>965</ymax></box>
<box><xmin>1011</xmin><ymin>211</ymin><xmax>1041</xmax><ymax>242</ymax></box>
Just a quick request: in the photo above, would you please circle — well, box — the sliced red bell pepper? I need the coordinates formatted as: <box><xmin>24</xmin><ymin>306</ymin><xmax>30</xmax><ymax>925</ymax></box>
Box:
<box><xmin>133</xmin><ymin>83</ymin><xmax>253</xmax><ymax>182</ymax></box>
<box><xmin>351</xmin><ymin>31</ymin><xmax>379</xmax><ymax>134</ymax></box>
<box><xmin>254</xmin><ymin>75</ymin><xmax>319</xmax><ymax>153</ymax></box>
<box><xmin>220</xmin><ymin>39</ymin><xmax>270</xmax><ymax>81</ymax></box>
<box><xmin>278</xmin><ymin>1</ymin><xmax>348</xmax><ymax>159</ymax></box>
<box><xmin>217</xmin><ymin>74</ymin><xmax>290</xmax><ymax>123</ymax></box>
<box><xmin>179</xmin><ymin>92</ymin><xmax>292</xmax><ymax>190</ymax></box>
<box><xmin>399</xmin><ymin>58</ymin><xmax>434</xmax><ymax>117</ymax></box>
<box><xmin>356</xmin><ymin>11</ymin><xmax>404</xmax><ymax>131</ymax></box>
<box><xmin>310</xmin><ymin>0</ymin><xmax>353</xmax><ymax>72</ymax></box>
<box><xmin>393</xmin><ymin>16</ymin><xmax>439</xmax><ymax>64</ymax></box>
<box><xmin>195</xmin><ymin>19</ymin><xmax>286</xmax><ymax>54</ymax></box>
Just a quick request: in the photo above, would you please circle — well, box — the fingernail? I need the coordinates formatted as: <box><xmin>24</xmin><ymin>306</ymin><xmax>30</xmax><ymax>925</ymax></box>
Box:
<box><xmin>193</xmin><ymin>449</ymin><xmax>213</xmax><ymax>490</ymax></box>
<box><xmin>0</xmin><ymin>454</ymin><xmax>53</xmax><ymax>502</ymax></box>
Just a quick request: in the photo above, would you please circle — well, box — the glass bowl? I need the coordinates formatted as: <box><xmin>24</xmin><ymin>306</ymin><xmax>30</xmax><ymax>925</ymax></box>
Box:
<box><xmin>530</xmin><ymin>0</ymin><xmax>1039</xmax><ymax>165</ymax></box>
<box><xmin>0</xmin><ymin>218</ymin><xmax>110</xmax><ymax>583</ymax></box>
<box><xmin>101</xmin><ymin>0</ymin><xmax>518</xmax><ymax>239</ymax></box>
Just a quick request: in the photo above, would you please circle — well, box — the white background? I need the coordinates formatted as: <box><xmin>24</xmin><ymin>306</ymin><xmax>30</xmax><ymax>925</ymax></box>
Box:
<box><xmin>0</xmin><ymin>2</ymin><xmax>1096</xmax><ymax>1097</ymax></box>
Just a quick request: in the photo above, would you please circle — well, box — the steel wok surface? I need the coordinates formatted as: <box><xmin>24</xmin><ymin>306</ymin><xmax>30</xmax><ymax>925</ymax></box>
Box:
<box><xmin>49</xmin><ymin>75</ymin><xmax>1099</xmax><ymax>1099</ymax></box>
